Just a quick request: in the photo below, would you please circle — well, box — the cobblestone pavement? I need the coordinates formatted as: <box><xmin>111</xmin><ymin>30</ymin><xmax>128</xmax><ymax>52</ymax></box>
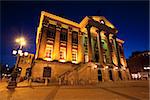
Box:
<box><xmin>0</xmin><ymin>80</ymin><xmax>149</xmax><ymax>100</ymax></box>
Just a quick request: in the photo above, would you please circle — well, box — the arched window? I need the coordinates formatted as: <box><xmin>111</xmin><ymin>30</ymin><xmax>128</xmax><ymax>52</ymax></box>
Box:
<box><xmin>100</xmin><ymin>20</ymin><xmax>105</xmax><ymax>24</ymax></box>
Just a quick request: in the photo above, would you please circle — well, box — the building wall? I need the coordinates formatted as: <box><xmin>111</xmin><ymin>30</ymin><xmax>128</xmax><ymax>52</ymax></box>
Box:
<box><xmin>17</xmin><ymin>54</ymin><xmax>34</xmax><ymax>78</ymax></box>
<box><xmin>127</xmin><ymin>51</ymin><xmax>150</xmax><ymax>74</ymax></box>
<box><xmin>18</xmin><ymin>11</ymin><xmax>130</xmax><ymax>83</ymax></box>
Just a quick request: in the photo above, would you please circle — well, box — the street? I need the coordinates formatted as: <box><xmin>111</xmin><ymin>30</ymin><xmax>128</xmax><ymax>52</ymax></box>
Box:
<box><xmin>0</xmin><ymin>80</ymin><xmax>149</xmax><ymax>100</ymax></box>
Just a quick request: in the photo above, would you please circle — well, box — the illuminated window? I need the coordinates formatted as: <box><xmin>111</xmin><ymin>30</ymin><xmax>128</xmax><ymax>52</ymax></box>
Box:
<box><xmin>72</xmin><ymin>49</ymin><xmax>77</xmax><ymax>63</ymax></box>
<box><xmin>72</xmin><ymin>31</ymin><xmax>78</xmax><ymax>44</ymax></box>
<box><xmin>85</xmin><ymin>54</ymin><xmax>88</xmax><ymax>62</ymax></box>
<box><xmin>47</xmin><ymin>24</ymin><xmax>56</xmax><ymax>39</ymax></box>
<box><xmin>45</xmin><ymin>45</ymin><xmax>53</xmax><ymax>61</ymax></box>
<box><xmin>84</xmin><ymin>37</ymin><xmax>88</xmax><ymax>53</ymax></box>
<box><xmin>60</xmin><ymin>28</ymin><xmax>67</xmax><ymax>41</ymax></box>
<box><xmin>60</xmin><ymin>47</ymin><xmax>66</xmax><ymax>62</ymax></box>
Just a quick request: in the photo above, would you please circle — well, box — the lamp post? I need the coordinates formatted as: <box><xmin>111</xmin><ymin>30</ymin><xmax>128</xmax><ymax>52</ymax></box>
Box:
<box><xmin>7</xmin><ymin>37</ymin><xmax>28</xmax><ymax>89</ymax></box>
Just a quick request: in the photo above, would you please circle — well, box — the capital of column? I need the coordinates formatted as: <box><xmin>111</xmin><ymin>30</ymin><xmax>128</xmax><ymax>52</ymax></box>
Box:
<box><xmin>112</xmin><ymin>34</ymin><xmax>117</xmax><ymax>39</ymax></box>
<box><xmin>105</xmin><ymin>32</ymin><xmax>110</xmax><ymax>37</ymax></box>
<box><xmin>86</xmin><ymin>24</ymin><xmax>92</xmax><ymax>30</ymax></box>
<box><xmin>56</xmin><ymin>27</ymin><xmax>61</xmax><ymax>32</ymax></box>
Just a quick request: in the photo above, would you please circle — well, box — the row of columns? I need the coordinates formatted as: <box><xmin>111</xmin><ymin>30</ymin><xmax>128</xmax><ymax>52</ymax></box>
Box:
<box><xmin>86</xmin><ymin>24</ymin><xmax>122</xmax><ymax>68</ymax></box>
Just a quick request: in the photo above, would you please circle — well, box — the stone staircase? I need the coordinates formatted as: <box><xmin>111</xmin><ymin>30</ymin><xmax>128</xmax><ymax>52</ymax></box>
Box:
<box><xmin>57</xmin><ymin>62</ymin><xmax>95</xmax><ymax>85</ymax></box>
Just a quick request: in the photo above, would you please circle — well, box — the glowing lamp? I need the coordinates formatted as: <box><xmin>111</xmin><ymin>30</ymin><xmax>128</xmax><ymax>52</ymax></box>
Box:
<box><xmin>105</xmin><ymin>66</ymin><xmax>108</xmax><ymax>69</ymax></box>
<box><xmin>123</xmin><ymin>67</ymin><xmax>126</xmax><ymax>70</ymax></box>
<box><xmin>20</xmin><ymin>52</ymin><xmax>23</xmax><ymax>56</ymax></box>
<box><xmin>115</xmin><ymin>67</ymin><xmax>118</xmax><ymax>70</ymax></box>
<box><xmin>18</xmin><ymin>50</ymin><xmax>22</xmax><ymax>55</ymax></box>
<box><xmin>94</xmin><ymin>65</ymin><xmax>97</xmax><ymax>69</ymax></box>
<box><xmin>24</xmin><ymin>52</ymin><xmax>28</xmax><ymax>56</ymax></box>
<box><xmin>12</xmin><ymin>50</ymin><xmax>17</xmax><ymax>55</ymax></box>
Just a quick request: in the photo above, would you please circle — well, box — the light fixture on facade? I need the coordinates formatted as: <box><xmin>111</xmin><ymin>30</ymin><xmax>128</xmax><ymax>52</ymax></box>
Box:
<box><xmin>18</xmin><ymin>68</ymin><xmax>22</xmax><ymax>71</ymax></box>
<box><xmin>115</xmin><ymin>67</ymin><xmax>118</xmax><ymax>70</ymax></box>
<box><xmin>123</xmin><ymin>67</ymin><xmax>126</xmax><ymax>70</ymax></box>
<box><xmin>94</xmin><ymin>64</ymin><xmax>97</xmax><ymax>69</ymax></box>
<box><xmin>59</xmin><ymin>59</ymin><xmax>66</xmax><ymax>63</ymax></box>
<box><xmin>45</xmin><ymin>58</ymin><xmax>52</xmax><ymax>61</ymax></box>
<box><xmin>105</xmin><ymin>66</ymin><xmax>108</xmax><ymax>69</ymax></box>
<box><xmin>72</xmin><ymin>61</ymin><xmax>77</xmax><ymax>64</ymax></box>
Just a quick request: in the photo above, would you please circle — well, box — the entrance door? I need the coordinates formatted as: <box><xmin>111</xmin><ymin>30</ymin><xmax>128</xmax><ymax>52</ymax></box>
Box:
<box><xmin>118</xmin><ymin>71</ymin><xmax>122</xmax><ymax>80</ymax></box>
<box><xmin>98</xmin><ymin>69</ymin><xmax>102</xmax><ymax>81</ymax></box>
<box><xmin>109</xmin><ymin>70</ymin><xmax>113</xmax><ymax>81</ymax></box>
<box><xmin>25</xmin><ymin>68</ymin><xmax>31</xmax><ymax>79</ymax></box>
<box><xmin>43</xmin><ymin>67</ymin><xmax>51</xmax><ymax>78</ymax></box>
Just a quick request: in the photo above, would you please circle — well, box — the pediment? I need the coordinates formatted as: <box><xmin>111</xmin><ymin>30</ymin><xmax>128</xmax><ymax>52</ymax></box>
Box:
<box><xmin>79</xmin><ymin>16</ymin><xmax>116</xmax><ymax>33</ymax></box>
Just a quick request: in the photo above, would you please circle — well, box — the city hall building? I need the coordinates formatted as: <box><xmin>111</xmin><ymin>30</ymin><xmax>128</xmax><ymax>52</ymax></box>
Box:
<box><xmin>19</xmin><ymin>11</ymin><xmax>131</xmax><ymax>84</ymax></box>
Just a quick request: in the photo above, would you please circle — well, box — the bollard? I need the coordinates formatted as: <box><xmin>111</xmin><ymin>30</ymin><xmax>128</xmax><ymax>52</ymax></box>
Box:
<box><xmin>45</xmin><ymin>78</ymin><xmax>48</xmax><ymax>86</ymax></box>
<box><xmin>28</xmin><ymin>78</ymin><xmax>32</xmax><ymax>86</ymax></box>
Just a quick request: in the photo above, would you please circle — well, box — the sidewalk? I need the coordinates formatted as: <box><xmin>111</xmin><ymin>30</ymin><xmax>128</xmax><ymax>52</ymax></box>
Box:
<box><xmin>16</xmin><ymin>80</ymin><xmax>149</xmax><ymax>88</ymax></box>
<box><xmin>17</xmin><ymin>80</ymin><xmax>46</xmax><ymax>88</ymax></box>
<box><xmin>0</xmin><ymin>81</ymin><xmax>8</xmax><ymax>92</ymax></box>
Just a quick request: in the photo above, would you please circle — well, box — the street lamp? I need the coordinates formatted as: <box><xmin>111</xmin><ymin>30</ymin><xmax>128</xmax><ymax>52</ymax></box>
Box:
<box><xmin>7</xmin><ymin>37</ymin><xmax>28</xmax><ymax>89</ymax></box>
<box><xmin>15</xmin><ymin>37</ymin><xmax>26</xmax><ymax>49</ymax></box>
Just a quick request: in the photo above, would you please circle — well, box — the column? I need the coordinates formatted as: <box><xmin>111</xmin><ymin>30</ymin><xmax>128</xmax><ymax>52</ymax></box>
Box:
<box><xmin>120</xmin><ymin>44</ymin><xmax>127</xmax><ymax>66</ymax></box>
<box><xmin>86</xmin><ymin>25</ymin><xmax>93</xmax><ymax>62</ymax></box>
<box><xmin>96</xmin><ymin>30</ymin><xmax>104</xmax><ymax>66</ymax></box>
<box><xmin>112</xmin><ymin>35</ymin><xmax>121</xmax><ymax>68</ymax></box>
<box><xmin>105</xmin><ymin>33</ymin><xmax>113</xmax><ymax>65</ymax></box>
<box><xmin>53</xmin><ymin>27</ymin><xmax>61</xmax><ymax>60</ymax></box>
<box><xmin>66</xmin><ymin>31</ymin><xmax>72</xmax><ymax>62</ymax></box>
<box><xmin>78</xmin><ymin>32</ymin><xmax>84</xmax><ymax>63</ymax></box>
<box><xmin>38</xmin><ymin>27</ymin><xmax>47</xmax><ymax>59</ymax></box>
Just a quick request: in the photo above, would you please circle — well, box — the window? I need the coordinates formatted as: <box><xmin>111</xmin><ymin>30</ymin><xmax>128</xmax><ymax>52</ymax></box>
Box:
<box><xmin>84</xmin><ymin>37</ymin><xmax>88</xmax><ymax>53</ymax></box>
<box><xmin>94</xmin><ymin>37</ymin><xmax>99</xmax><ymax>62</ymax></box>
<box><xmin>85</xmin><ymin>54</ymin><xmax>88</xmax><ymax>62</ymax></box>
<box><xmin>72</xmin><ymin>31</ymin><xmax>78</xmax><ymax>44</ymax></box>
<box><xmin>100</xmin><ymin>20</ymin><xmax>105</xmax><ymax>24</ymax></box>
<box><xmin>72</xmin><ymin>49</ymin><xmax>77</xmax><ymax>63</ymax></box>
<box><xmin>60</xmin><ymin>28</ymin><xmax>67</xmax><ymax>41</ymax></box>
<box><xmin>47</xmin><ymin>24</ymin><xmax>56</xmax><ymax>39</ymax></box>
<box><xmin>45</xmin><ymin>45</ymin><xmax>53</xmax><ymax>61</ymax></box>
<box><xmin>60</xmin><ymin>51</ymin><xmax>64</xmax><ymax>59</ymax></box>
<box><xmin>60</xmin><ymin>47</ymin><xmax>66</xmax><ymax>62</ymax></box>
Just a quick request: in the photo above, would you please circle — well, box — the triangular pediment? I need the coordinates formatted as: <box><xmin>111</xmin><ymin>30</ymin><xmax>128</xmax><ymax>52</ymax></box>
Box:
<box><xmin>79</xmin><ymin>16</ymin><xmax>116</xmax><ymax>32</ymax></box>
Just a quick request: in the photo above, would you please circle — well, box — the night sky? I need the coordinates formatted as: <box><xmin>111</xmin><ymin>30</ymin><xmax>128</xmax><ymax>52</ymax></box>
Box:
<box><xmin>1</xmin><ymin>1</ymin><xmax>149</xmax><ymax>67</ymax></box>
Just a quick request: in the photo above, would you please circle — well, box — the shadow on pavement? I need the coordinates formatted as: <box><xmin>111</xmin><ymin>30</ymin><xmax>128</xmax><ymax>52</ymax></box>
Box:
<box><xmin>100</xmin><ymin>87</ymin><xmax>141</xmax><ymax>100</ymax></box>
<box><xmin>7</xmin><ymin>89</ymin><xmax>15</xmax><ymax>100</ymax></box>
<box><xmin>44</xmin><ymin>86</ymin><xmax>60</xmax><ymax>100</ymax></box>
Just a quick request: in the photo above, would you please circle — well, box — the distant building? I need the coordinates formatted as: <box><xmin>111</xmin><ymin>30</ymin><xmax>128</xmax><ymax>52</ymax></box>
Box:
<box><xmin>17</xmin><ymin>11</ymin><xmax>130</xmax><ymax>84</ymax></box>
<box><xmin>17</xmin><ymin>54</ymin><xmax>34</xmax><ymax>79</ymax></box>
<box><xmin>127</xmin><ymin>51</ymin><xmax>150</xmax><ymax>79</ymax></box>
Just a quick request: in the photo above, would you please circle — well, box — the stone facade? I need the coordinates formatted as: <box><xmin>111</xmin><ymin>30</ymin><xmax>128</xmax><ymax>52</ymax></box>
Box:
<box><xmin>18</xmin><ymin>11</ymin><xmax>131</xmax><ymax>84</ymax></box>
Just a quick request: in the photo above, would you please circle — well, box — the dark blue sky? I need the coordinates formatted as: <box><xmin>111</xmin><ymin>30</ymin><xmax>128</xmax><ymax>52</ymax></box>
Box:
<box><xmin>1</xmin><ymin>1</ymin><xmax>149</xmax><ymax>67</ymax></box>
